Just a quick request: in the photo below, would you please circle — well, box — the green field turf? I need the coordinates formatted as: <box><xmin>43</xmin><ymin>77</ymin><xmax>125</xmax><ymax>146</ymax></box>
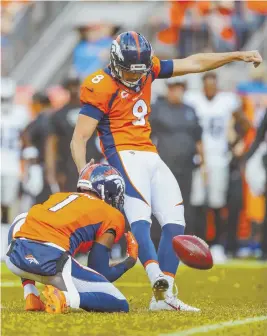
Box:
<box><xmin>1</xmin><ymin>262</ymin><xmax>267</xmax><ymax>336</ymax></box>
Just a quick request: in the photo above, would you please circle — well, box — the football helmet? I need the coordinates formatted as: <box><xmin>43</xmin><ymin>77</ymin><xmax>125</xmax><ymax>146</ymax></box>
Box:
<box><xmin>110</xmin><ymin>31</ymin><xmax>152</xmax><ymax>91</ymax></box>
<box><xmin>77</xmin><ymin>163</ymin><xmax>125</xmax><ymax>211</ymax></box>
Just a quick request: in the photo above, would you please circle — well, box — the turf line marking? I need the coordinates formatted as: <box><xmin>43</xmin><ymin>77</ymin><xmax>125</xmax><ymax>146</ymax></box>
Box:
<box><xmin>0</xmin><ymin>281</ymin><xmax>150</xmax><ymax>288</ymax></box>
<box><xmin>161</xmin><ymin>316</ymin><xmax>267</xmax><ymax>336</ymax></box>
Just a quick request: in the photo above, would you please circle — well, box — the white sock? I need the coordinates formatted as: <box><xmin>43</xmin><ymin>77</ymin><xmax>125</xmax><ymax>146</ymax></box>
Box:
<box><xmin>23</xmin><ymin>284</ymin><xmax>39</xmax><ymax>299</ymax></box>
<box><xmin>63</xmin><ymin>291</ymin><xmax>71</xmax><ymax>307</ymax></box>
<box><xmin>145</xmin><ymin>262</ymin><xmax>163</xmax><ymax>285</ymax></box>
<box><xmin>165</xmin><ymin>275</ymin><xmax>175</xmax><ymax>297</ymax></box>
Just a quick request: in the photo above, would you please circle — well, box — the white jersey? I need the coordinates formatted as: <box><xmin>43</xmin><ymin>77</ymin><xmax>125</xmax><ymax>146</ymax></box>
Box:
<box><xmin>184</xmin><ymin>91</ymin><xmax>241</xmax><ymax>163</ymax></box>
<box><xmin>1</xmin><ymin>104</ymin><xmax>30</xmax><ymax>175</ymax></box>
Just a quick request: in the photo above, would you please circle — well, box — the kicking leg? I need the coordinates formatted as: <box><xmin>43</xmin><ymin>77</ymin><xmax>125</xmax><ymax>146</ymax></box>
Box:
<box><xmin>151</xmin><ymin>158</ymin><xmax>199</xmax><ymax>312</ymax></box>
<box><xmin>109</xmin><ymin>151</ymin><xmax>168</xmax><ymax>298</ymax></box>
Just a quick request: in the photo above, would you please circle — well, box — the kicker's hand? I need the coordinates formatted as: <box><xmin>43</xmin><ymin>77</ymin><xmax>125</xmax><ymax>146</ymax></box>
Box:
<box><xmin>240</xmin><ymin>50</ymin><xmax>262</xmax><ymax>68</ymax></box>
<box><xmin>125</xmin><ymin>232</ymin><xmax>138</xmax><ymax>262</ymax></box>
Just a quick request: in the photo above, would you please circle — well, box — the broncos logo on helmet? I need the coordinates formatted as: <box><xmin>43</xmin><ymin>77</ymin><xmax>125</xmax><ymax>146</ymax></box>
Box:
<box><xmin>110</xmin><ymin>31</ymin><xmax>153</xmax><ymax>92</ymax></box>
<box><xmin>77</xmin><ymin>163</ymin><xmax>125</xmax><ymax>211</ymax></box>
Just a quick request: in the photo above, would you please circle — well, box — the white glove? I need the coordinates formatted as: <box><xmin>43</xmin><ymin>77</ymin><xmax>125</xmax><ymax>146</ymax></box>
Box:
<box><xmin>23</xmin><ymin>164</ymin><xmax>43</xmax><ymax>197</ymax></box>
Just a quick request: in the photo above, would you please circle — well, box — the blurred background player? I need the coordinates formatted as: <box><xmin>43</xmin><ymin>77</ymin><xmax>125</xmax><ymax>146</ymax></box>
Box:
<box><xmin>73</xmin><ymin>23</ymin><xmax>117</xmax><ymax>79</ymax></box>
<box><xmin>150</xmin><ymin>76</ymin><xmax>204</xmax><ymax>239</ymax></box>
<box><xmin>243</xmin><ymin>109</ymin><xmax>267</xmax><ymax>261</ymax></box>
<box><xmin>184</xmin><ymin>72</ymin><xmax>251</xmax><ymax>262</ymax></box>
<box><xmin>1</xmin><ymin>77</ymin><xmax>31</xmax><ymax>224</ymax></box>
<box><xmin>20</xmin><ymin>92</ymin><xmax>53</xmax><ymax>209</ymax></box>
<box><xmin>45</xmin><ymin>76</ymin><xmax>102</xmax><ymax>193</ymax></box>
<box><xmin>6</xmin><ymin>163</ymin><xmax>138</xmax><ymax>313</ymax></box>
<box><xmin>71</xmin><ymin>30</ymin><xmax>262</xmax><ymax>312</ymax></box>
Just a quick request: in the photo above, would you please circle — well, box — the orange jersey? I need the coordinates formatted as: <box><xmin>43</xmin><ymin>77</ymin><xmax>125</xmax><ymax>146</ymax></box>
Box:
<box><xmin>80</xmin><ymin>56</ymin><xmax>170</xmax><ymax>158</ymax></box>
<box><xmin>14</xmin><ymin>192</ymin><xmax>125</xmax><ymax>255</ymax></box>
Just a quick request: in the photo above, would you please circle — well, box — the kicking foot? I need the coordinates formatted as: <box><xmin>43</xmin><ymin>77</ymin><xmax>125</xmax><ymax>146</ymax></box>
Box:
<box><xmin>25</xmin><ymin>293</ymin><xmax>45</xmax><ymax>311</ymax></box>
<box><xmin>152</xmin><ymin>274</ymin><xmax>169</xmax><ymax>301</ymax></box>
<box><xmin>149</xmin><ymin>295</ymin><xmax>200</xmax><ymax>312</ymax></box>
<box><xmin>42</xmin><ymin>285</ymin><xmax>68</xmax><ymax>314</ymax></box>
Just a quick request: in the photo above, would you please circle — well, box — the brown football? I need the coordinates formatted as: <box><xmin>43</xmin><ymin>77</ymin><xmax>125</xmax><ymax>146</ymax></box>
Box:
<box><xmin>172</xmin><ymin>235</ymin><xmax>213</xmax><ymax>270</ymax></box>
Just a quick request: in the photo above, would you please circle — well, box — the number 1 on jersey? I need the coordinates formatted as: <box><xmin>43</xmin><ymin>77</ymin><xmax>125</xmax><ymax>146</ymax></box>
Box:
<box><xmin>49</xmin><ymin>194</ymin><xmax>79</xmax><ymax>212</ymax></box>
<box><xmin>132</xmin><ymin>99</ymin><xmax>148</xmax><ymax>126</ymax></box>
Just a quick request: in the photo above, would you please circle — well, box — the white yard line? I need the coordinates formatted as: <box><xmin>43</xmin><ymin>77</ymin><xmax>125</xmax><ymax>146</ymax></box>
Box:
<box><xmin>161</xmin><ymin>316</ymin><xmax>267</xmax><ymax>336</ymax></box>
<box><xmin>0</xmin><ymin>281</ymin><xmax>150</xmax><ymax>288</ymax></box>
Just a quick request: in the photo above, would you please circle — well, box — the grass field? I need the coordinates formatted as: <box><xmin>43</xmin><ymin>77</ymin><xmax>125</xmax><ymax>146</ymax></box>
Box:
<box><xmin>1</xmin><ymin>261</ymin><xmax>267</xmax><ymax>336</ymax></box>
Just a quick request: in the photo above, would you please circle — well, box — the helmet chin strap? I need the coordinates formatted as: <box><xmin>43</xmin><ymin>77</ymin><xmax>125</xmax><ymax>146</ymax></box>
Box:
<box><xmin>120</xmin><ymin>78</ymin><xmax>140</xmax><ymax>88</ymax></box>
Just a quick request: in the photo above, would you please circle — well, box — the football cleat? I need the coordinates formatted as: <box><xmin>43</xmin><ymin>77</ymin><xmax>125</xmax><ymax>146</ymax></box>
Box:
<box><xmin>42</xmin><ymin>285</ymin><xmax>68</xmax><ymax>314</ymax></box>
<box><xmin>152</xmin><ymin>274</ymin><xmax>169</xmax><ymax>301</ymax></box>
<box><xmin>149</xmin><ymin>295</ymin><xmax>200</xmax><ymax>312</ymax></box>
<box><xmin>25</xmin><ymin>294</ymin><xmax>45</xmax><ymax>311</ymax></box>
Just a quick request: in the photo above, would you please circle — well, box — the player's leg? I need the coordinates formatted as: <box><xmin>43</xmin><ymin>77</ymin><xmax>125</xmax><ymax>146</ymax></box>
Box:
<box><xmin>151</xmin><ymin>158</ymin><xmax>185</xmax><ymax>292</ymax></box>
<box><xmin>108</xmin><ymin>151</ymin><xmax>168</xmax><ymax>297</ymax></box>
<box><xmin>208</xmin><ymin>163</ymin><xmax>229</xmax><ymax>263</ymax></box>
<box><xmin>43</xmin><ymin>257</ymin><xmax>129</xmax><ymax>313</ymax></box>
<box><xmin>190</xmin><ymin>167</ymin><xmax>207</xmax><ymax>238</ymax></box>
<box><xmin>1</xmin><ymin>205</ymin><xmax>9</xmax><ymax>224</ymax></box>
<box><xmin>1</xmin><ymin>174</ymin><xmax>20</xmax><ymax>224</ymax></box>
<box><xmin>6</xmin><ymin>228</ymin><xmax>53</xmax><ymax>312</ymax></box>
<box><xmin>1</xmin><ymin>175</ymin><xmax>9</xmax><ymax>223</ymax></box>
<box><xmin>151</xmin><ymin>157</ymin><xmax>199</xmax><ymax>312</ymax></box>
<box><xmin>6</xmin><ymin>238</ymin><xmax>128</xmax><ymax>313</ymax></box>
<box><xmin>8</xmin><ymin>216</ymin><xmax>43</xmax><ymax>311</ymax></box>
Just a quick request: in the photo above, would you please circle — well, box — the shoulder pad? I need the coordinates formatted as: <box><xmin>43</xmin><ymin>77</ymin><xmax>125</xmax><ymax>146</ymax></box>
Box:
<box><xmin>81</xmin><ymin>69</ymin><xmax>118</xmax><ymax>114</ymax></box>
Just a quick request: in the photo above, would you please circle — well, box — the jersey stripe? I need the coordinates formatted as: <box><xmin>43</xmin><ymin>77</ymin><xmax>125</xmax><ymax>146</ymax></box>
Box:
<box><xmin>132</xmin><ymin>31</ymin><xmax>141</xmax><ymax>60</ymax></box>
<box><xmin>80</xmin><ymin>104</ymin><xmax>104</xmax><ymax>121</ymax></box>
<box><xmin>108</xmin><ymin>152</ymin><xmax>149</xmax><ymax>205</ymax></box>
<box><xmin>69</xmin><ymin>222</ymin><xmax>101</xmax><ymax>255</ymax></box>
<box><xmin>108</xmin><ymin>89</ymin><xmax>120</xmax><ymax>110</ymax></box>
<box><xmin>97</xmin><ymin>114</ymin><xmax>117</xmax><ymax>158</ymax></box>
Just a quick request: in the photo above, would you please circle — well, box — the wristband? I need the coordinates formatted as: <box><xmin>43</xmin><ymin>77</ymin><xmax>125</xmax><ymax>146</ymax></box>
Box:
<box><xmin>123</xmin><ymin>256</ymin><xmax>136</xmax><ymax>270</ymax></box>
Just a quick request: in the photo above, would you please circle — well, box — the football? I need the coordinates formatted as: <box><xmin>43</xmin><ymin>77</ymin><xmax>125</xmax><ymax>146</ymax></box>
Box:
<box><xmin>172</xmin><ymin>235</ymin><xmax>213</xmax><ymax>270</ymax></box>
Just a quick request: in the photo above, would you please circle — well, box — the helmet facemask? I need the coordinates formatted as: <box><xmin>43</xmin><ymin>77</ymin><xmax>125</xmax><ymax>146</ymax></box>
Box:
<box><xmin>102</xmin><ymin>177</ymin><xmax>125</xmax><ymax>212</ymax></box>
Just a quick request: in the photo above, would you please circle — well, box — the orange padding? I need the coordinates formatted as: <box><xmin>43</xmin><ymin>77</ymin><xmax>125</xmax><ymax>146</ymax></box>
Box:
<box><xmin>163</xmin><ymin>271</ymin><xmax>175</xmax><ymax>278</ymax></box>
<box><xmin>144</xmin><ymin>260</ymin><xmax>159</xmax><ymax>268</ymax></box>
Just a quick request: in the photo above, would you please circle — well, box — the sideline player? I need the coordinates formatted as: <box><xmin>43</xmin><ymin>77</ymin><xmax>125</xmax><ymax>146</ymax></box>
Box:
<box><xmin>70</xmin><ymin>31</ymin><xmax>262</xmax><ymax>311</ymax></box>
<box><xmin>1</xmin><ymin>77</ymin><xmax>31</xmax><ymax>223</ymax></box>
<box><xmin>184</xmin><ymin>72</ymin><xmax>251</xmax><ymax>262</ymax></box>
<box><xmin>6</xmin><ymin>163</ymin><xmax>138</xmax><ymax>313</ymax></box>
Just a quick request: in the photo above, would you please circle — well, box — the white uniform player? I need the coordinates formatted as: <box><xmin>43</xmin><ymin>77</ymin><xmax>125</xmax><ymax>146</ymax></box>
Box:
<box><xmin>1</xmin><ymin>78</ymin><xmax>31</xmax><ymax>222</ymax></box>
<box><xmin>185</xmin><ymin>90</ymin><xmax>241</xmax><ymax>208</ymax></box>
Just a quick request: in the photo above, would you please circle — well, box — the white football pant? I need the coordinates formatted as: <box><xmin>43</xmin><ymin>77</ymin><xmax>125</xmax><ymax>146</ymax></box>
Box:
<box><xmin>109</xmin><ymin>151</ymin><xmax>185</xmax><ymax>227</ymax></box>
<box><xmin>191</xmin><ymin>161</ymin><xmax>229</xmax><ymax>209</ymax></box>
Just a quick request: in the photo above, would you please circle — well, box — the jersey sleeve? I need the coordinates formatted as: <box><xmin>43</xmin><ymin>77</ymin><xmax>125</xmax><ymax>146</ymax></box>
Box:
<box><xmin>80</xmin><ymin>72</ymin><xmax>113</xmax><ymax>121</ymax></box>
<box><xmin>96</xmin><ymin>208</ymin><xmax>125</xmax><ymax>243</ymax></box>
<box><xmin>151</xmin><ymin>56</ymin><xmax>174</xmax><ymax>81</ymax></box>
